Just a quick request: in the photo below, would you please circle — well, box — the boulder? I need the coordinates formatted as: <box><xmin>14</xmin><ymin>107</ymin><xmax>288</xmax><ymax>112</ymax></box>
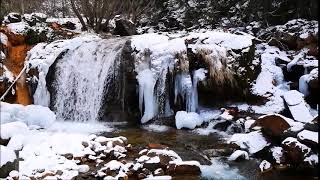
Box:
<box><xmin>282</xmin><ymin>90</ymin><xmax>313</xmax><ymax>123</ymax></box>
<box><xmin>167</xmin><ymin>161</ymin><xmax>201</xmax><ymax>175</ymax></box>
<box><xmin>143</xmin><ymin>156</ymin><xmax>161</xmax><ymax>172</ymax></box>
<box><xmin>282</xmin><ymin>137</ymin><xmax>311</xmax><ymax>166</ymax></box>
<box><xmin>252</xmin><ymin>114</ymin><xmax>290</xmax><ymax>138</ymax></box>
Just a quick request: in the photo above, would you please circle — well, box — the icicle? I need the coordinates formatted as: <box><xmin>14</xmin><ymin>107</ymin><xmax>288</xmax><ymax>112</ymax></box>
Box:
<box><xmin>189</xmin><ymin>68</ymin><xmax>207</xmax><ymax>112</ymax></box>
<box><xmin>136</xmin><ymin>69</ymin><xmax>157</xmax><ymax>123</ymax></box>
<box><xmin>34</xmin><ymin>71</ymin><xmax>50</xmax><ymax>107</ymax></box>
<box><xmin>299</xmin><ymin>74</ymin><xmax>309</xmax><ymax>96</ymax></box>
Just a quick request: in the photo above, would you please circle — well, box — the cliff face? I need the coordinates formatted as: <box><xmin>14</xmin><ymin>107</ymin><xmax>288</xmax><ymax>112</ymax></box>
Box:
<box><xmin>0</xmin><ymin>27</ymin><xmax>33</xmax><ymax>105</ymax></box>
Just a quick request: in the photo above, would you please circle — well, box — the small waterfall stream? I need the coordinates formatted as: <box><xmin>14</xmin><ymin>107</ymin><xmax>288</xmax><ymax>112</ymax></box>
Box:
<box><xmin>51</xmin><ymin>38</ymin><xmax>126</xmax><ymax>122</ymax></box>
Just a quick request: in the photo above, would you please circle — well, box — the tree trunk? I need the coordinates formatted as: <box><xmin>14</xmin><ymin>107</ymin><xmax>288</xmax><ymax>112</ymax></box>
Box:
<box><xmin>70</xmin><ymin>0</ymin><xmax>87</xmax><ymax>30</ymax></box>
<box><xmin>20</xmin><ymin>0</ymin><xmax>25</xmax><ymax>14</ymax></box>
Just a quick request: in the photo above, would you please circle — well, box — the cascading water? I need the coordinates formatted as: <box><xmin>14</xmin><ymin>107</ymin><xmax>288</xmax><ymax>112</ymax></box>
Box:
<box><xmin>52</xmin><ymin>38</ymin><xmax>126</xmax><ymax>122</ymax></box>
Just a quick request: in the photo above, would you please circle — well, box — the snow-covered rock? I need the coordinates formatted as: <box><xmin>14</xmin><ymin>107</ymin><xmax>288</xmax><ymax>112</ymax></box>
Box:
<box><xmin>304</xmin><ymin>154</ymin><xmax>318</xmax><ymax>166</ymax></box>
<box><xmin>78</xmin><ymin>165</ymin><xmax>90</xmax><ymax>173</ymax></box>
<box><xmin>228</xmin><ymin>131</ymin><xmax>270</xmax><ymax>154</ymax></box>
<box><xmin>175</xmin><ymin>111</ymin><xmax>203</xmax><ymax>129</ymax></box>
<box><xmin>7</xmin><ymin>22</ymin><xmax>30</xmax><ymax>34</ymax></box>
<box><xmin>259</xmin><ymin>160</ymin><xmax>271</xmax><ymax>172</ymax></box>
<box><xmin>270</xmin><ymin>146</ymin><xmax>284</xmax><ymax>164</ymax></box>
<box><xmin>228</xmin><ymin>150</ymin><xmax>249</xmax><ymax>161</ymax></box>
<box><xmin>0</xmin><ymin>145</ymin><xmax>16</xmax><ymax>167</ymax></box>
<box><xmin>0</xmin><ymin>121</ymin><xmax>29</xmax><ymax>140</ymax></box>
<box><xmin>282</xmin><ymin>137</ymin><xmax>311</xmax><ymax>165</ymax></box>
<box><xmin>297</xmin><ymin>130</ymin><xmax>318</xmax><ymax>146</ymax></box>
<box><xmin>250</xmin><ymin>44</ymin><xmax>289</xmax><ymax>114</ymax></box>
<box><xmin>282</xmin><ymin>90</ymin><xmax>313</xmax><ymax>123</ymax></box>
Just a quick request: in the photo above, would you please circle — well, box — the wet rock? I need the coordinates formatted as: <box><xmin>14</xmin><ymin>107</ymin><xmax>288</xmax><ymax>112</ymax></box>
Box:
<box><xmin>252</xmin><ymin>114</ymin><xmax>290</xmax><ymax>138</ymax></box>
<box><xmin>282</xmin><ymin>137</ymin><xmax>311</xmax><ymax>166</ymax></box>
<box><xmin>114</xmin><ymin>16</ymin><xmax>136</xmax><ymax>36</ymax></box>
<box><xmin>137</xmin><ymin>173</ymin><xmax>147</xmax><ymax>179</ymax></box>
<box><xmin>56</xmin><ymin>170</ymin><xmax>63</xmax><ymax>176</ymax></box>
<box><xmin>41</xmin><ymin>172</ymin><xmax>56</xmax><ymax>179</ymax></box>
<box><xmin>82</xmin><ymin>141</ymin><xmax>89</xmax><ymax>148</ymax></box>
<box><xmin>274</xmin><ymin>164</ymin><xmax>289</xmax><ymax>171</ymax></box>
<box><xmin>167</xmin><ymin>161</ymin><xmax>201</xmax><ymax>175</ymax></box>
<box><xmin>303</xmin><ymin>115</ymin><xmax>318</xmax><ymax>132</ymax></box>
<box><xmin>213</xmin><ymin>120</ymin><xmax>232</xmax><ymax>131</ymax></box>
<box><xmin>0</xmin><ymin>159</ymin><xmax>18</xmax><ymax>178</ymax></box>
<box><xmin>64</xmin><ymin>153</ymin><xmax>73</xmax><ymax>160</ymax></box>
<box><xmin>62</xmin><ymin>21</ymin><xmax>76</xmax><ymax>30</ymax></box>
<box><xmin>203</xmin><ymin>144</ymin><xmax>239</xmax><ymax>157</ymax></box>
<box><xmin>7</xmin><ymin>13</ymin><xmax>22</xmax><ymax>23</ymax></box>
<box><xmin>158</xmin><ymin>154</ymin><xmax>174</xmax><ymax>167</ymax></box>
<box><xmin>141</xmin><ymin>168</ymin><xmax>152</xmax><ymax>175</ymax></box>
<box><xmin>311</xmin><ymin>116</ymin><xmax>318</xmax><ymax>124</ymax></box>
<box><xmin>143</xmin><ymin>157</ymin><xmax>161</xmax><ymax>172</ymax></box>
<box><xmin>154</xmin><ymin>168</ymin><xmax>165</xmax><ymax>176</ymax></box>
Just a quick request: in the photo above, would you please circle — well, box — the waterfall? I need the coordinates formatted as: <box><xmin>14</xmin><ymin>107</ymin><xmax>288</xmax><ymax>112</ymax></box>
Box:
<box><xmin>52</xmin><ymin>38</ymin><xmax>126</xmax><ymax>122</ymax></box>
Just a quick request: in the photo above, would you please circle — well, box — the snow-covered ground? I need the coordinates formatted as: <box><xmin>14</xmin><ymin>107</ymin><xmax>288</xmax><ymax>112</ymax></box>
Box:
<box><xmin>0</xmin><ymin>102</ymin><xmax>112</xmax><ymax>179</ymax></box>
